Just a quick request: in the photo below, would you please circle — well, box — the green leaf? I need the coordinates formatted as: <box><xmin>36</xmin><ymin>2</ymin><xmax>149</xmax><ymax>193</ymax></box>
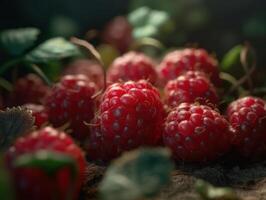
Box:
<box><xmin>195</xmin><ymin>179</ymin><xmax>240</xmax><ymax>200</ymax></box>
<box><xmin>0</xmin><ymin>107</ymin><xmax>35</xmax><ymax>150</ymax></box>
<box><xmin>128</xmin><ymin>7</ymin><xmax>174</xmax><ymax>39</ymax></box>
<box><xmin>221</xmin><ymin>45</ymin><xmax>243</xmax><ymax>71</ymax></box>
<box><xmin>25</xmin><ymin>37</ymin><xmax>81</xmax><ymax>63</ymax></box>
<box><xmin>0</xmin><ymin>28</ymin><xmax>40</xmax><ymax>56</ymax></box>
<box><xmin>14</xmin><ymin>150</ymin><xmax>78</xmax><ymax>179</ymax></box>
<box><xmin>100</xmin><ymin>148</ymin><xmax>174</xmax><ymax>200</ymax></box>
<box><xmin>0</xmin><ymin>155</ymin><xmax>14</xmax><ymax>200</ymax></box>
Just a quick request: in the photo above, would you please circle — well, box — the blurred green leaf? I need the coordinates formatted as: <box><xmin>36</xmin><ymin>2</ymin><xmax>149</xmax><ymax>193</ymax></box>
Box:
<box><xmin>243</xmin><ymin>16</ymin><xmax>266</xmax><ymax>37</ymax></box>
<box><xmin>15</xmin><ymin>150</ymin><xmax>77</xmax><ymax>179</ymax></box>
<box><xmin>49</xmin><ymin>15</ymin><xmax>79</xmax><ymax>38</ymax></box>
<box><xmin>100</xmin><ymin>148</ymin><xmax>174</xmax><ymax>200</ymax></box>
<box><xmin>39</xmin><ymin>61</ymin><xmax>63</xmax><ymax>82</ymax></box>
<box><xmin>0</xmin><ymin>107</ymin><xmax>35</xmax><ymax>150</ymax></box>
<box><xmin>0</xmin><ymin>155</ymin><xmax>14</xmax><ymax>200</ymax></box>
<box><xmin>25</xmin><ymin>37</ymin><xmax>80</xmax><ymax>63</ymax></box>
<box><xmin>195</xmin><ymin>179</ymin><xmax>240</xmax><ymax>200</ymax></box>
<box><xmin>221</xmin><ymin>45</ymin><xmax>243</xmax><ymax>71</ymax></box>
<box><xmin>128</xmin><ymin>7</ymin><xmax>174</xmax><ymax>39</ymax></box>
<box><xmin>0</xmin><ymin>28</ymin><xmax>40</xmax><ymax>56</ymax></box>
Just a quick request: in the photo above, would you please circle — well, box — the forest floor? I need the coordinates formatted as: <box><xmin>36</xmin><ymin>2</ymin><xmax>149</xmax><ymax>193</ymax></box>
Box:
<box><xmin>81</xmin><ymin>158</ymin><xmax>266</xmax><ymax>200</ymax></box>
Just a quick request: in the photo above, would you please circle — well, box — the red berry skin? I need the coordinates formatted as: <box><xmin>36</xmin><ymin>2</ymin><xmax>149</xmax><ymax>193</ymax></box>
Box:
<box><xmin>24</xmin><ymin>104</ymin><xmax>48</xmax><ymax>128</ymax></box>
<box><xmin>87</xmin><ymin>80</ymin><xmax>165</xmax><ymax>161</ymax></box>
<box><xmin>227</xmin><ymin>96</ymin><xmax>266</xmax><ymax>158</ymax></box>
<box><xmin>163</xmin><ymin>103</ymin><xmax>232</xmax><ymax>162</ymax></box>
<box><xmin>5</xmin><ymin>127</ymin><xmax>86</xmax><ymax>200</ymax></box>
<box><xmin>63</xmin><ymin>59</ymin><xmax>104</xmax><ymax>89</ymax></box>
<box><xmin>164</xmin><ymin>71</ymin><xmax>219</xmax><ymax>108</ymax></box>
<box><xmin>107</xmin><ymin>51</ymin><xmax>158</xmax><ymax>85</ymax></box>
<box><xmin>158</xmin><ymin>48</ymin><xmax>221</xmax><ymax>86</ymax></box>
<box><xmin>102</xmin><ymin>16</ymin><xmax>133</xmax><ymax>53</ymax></box>
<box><xmin>8</xmin><ymin>74</ymin><xmax>50</xmax><ymax>106</ymax></box>
<box><xmin>45</xmin><ymin>75</ymin><xmax>98</xmax><ymax>140</ymax></box>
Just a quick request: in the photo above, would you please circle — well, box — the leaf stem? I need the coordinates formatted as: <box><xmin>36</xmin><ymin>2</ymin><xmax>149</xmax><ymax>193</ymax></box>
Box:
<box><xmin>30</xmin><ymin>64</ymin><xmax>52</xmax><ymax>86</ymax></box>
<box><xmin>0</xmin><ymin>58</ymin><xmax>22</xmax><ymax>75</ymax></box>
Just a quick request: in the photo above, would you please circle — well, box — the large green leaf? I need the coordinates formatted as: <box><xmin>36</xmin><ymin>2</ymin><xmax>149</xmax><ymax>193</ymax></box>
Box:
<box><xmin>25</xmin><ymin>37</ymin><xmax>80</xmax><ymax>63</ymax></box>
<box><xmin>0</xmin><ymin>28</ymin><xmax>40</xmax><ymax>56</ymax></box>
<box><xmin>100</xmin><ymin>148</ymin><xmax>174</xmax><ymax>200</ymax></box>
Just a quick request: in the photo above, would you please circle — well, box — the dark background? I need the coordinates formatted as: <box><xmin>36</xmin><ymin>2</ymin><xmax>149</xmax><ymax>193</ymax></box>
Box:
<box><xmin>0</xmin><ymin>0</ymin><xmax>266</xmax><ymax>64</ymax></box>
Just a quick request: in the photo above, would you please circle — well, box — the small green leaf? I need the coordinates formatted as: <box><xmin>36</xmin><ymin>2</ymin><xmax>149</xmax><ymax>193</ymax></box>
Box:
<box><xmin>195</xmin><ymin>179</ymin><xmax>240</xmax><ymax>200</ymax></box>
<box><xmin>0</xmin><ymin>28</ymin><xmax>40</xmax><ymax>56</ymax></box>
<box><xmin>14</xmin><ymin>150</ymin><xmax>78</xmax><ymax>179</ymax></box>
<box><xmin>100</xmin><ymin>148</ymin><xmax>174</xmax><ymax>200</ymax></box>
<box><xmin>25</xmin><ymin>37</ymin><xmax>81</xmax><ymax>63</ymax></box>
<box><xmin>0</xmin><ymin>107</ymin><xmax>35</xmax><ymax>150</ymax></box>
<box><xmin>221</xmin><ymin>45</ymin><xmax>243</xmax><ymax>71</ymax></box>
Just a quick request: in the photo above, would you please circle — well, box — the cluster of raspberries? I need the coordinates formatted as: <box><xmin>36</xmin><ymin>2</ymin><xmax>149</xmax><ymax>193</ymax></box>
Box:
<box><xmin>3</xmin><ymin>48</ymin><xmax>266</xmax><ymax>199</ymax></box>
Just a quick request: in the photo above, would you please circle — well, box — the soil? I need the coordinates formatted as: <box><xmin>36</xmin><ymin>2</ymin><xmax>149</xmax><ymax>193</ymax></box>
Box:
<box><xmin>80</xmin><ymin>159</ymin><xmax>266</xmax><ymax>200</ymax></box>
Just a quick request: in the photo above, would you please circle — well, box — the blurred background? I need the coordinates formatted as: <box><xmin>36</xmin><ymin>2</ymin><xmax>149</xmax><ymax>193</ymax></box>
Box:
<box><xmin>0</xmin><ymin>0</ymin><xmax>265</xmax><ymax>64</ymax></box>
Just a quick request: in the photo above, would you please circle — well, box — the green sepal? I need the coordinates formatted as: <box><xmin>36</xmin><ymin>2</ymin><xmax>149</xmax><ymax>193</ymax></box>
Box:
<box><xmin>0</xmin><ymin>107</ymin><xmax>35</xmax><ymax>150</ymax></box>
<box><xmin>14</xmin><ymin>150</ymin><xmax>78</xmax><ymax>180</ymax></box>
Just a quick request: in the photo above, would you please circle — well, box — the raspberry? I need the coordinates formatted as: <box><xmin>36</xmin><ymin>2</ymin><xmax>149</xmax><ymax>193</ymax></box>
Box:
<box><xmin>45</xmin><ymin>75</ymin><xmax>98</xmax><ymax>140</ymax></box>
<box><xmin>23</xmin><ymin>104</ymin><xmax>48</xmax><ymax>128</ymax></box>
<box><xmin>87</xmin><ymin>80</ymin><xmax>164</xmax><ymax>161</ymax></box>
<box><xmin>5</xmin><ymin>127</ymin><xmax>86</xmax><ymax>200</ymax></box>
<box><xmin>63</xmin><ymin>59</ymin><xmax>104</xmax><ymax>88</ymax></box>
<box><xmin>227</xmin><ymin>96</ymin><xmax>266</xmax><ymax>158</ymax></box>
<box><xmin>163</xmin><ymin>103</ymin><xmax>232</xmax><ymax>162</ymax></box>
<box><xmin>107</xmin><ymin>51</ymin><xmax>158</xmax><ymax>85</ymax></box>
<box><xmin>158</xmin><ymin>48</ymin><xmax>221</xmax><ymax>86</ymax></box>
<box><xmin>102</xmin><ymin>16</ymin><xmax>133</xmax><ymax>53</ymax></box>
<box><xmin>8</xmin><ymin>74</ymin><xmax>50</xmax><ymax>106</ymax></box>
<box><xmin>164</xmin><ymin>71</ymin><xmax>219</xmax><ymax>108</ymax></box>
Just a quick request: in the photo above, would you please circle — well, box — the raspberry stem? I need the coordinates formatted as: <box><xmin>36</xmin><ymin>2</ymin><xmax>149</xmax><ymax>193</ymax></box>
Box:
<box><xmin>71</xmin><ymin>37</ymin><xmax>107</xmax><ymax>92</ymax></box>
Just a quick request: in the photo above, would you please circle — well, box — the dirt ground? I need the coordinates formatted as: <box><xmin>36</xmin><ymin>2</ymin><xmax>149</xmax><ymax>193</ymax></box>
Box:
<box><xmin>81</xmin><ymin>159</ymin><xmax>266</xmax><ymax>200</ymax></box>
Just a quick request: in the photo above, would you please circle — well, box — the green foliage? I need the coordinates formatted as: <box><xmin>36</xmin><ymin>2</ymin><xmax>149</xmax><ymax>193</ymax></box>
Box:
<box><xmin>128</xmin><ymin>7</ymin><xmax>174</xmax><ymax>39</ymax></box>
<box><xmin>15</xmin><ymin>150</ymin><xmax>77</xmax><ymax>179</ymax></box>
<box><xmin>221</xmin><ymin>45</ymin><xmax>243</xmax><ymax>71</ymax></box>
<box><xmin>0</xmin><ymin>107</ymin><xmax>35</xmax><ymax>150</ymax></box>
<box><xmin>0</xmin><ymin>28</ymin><xmax>40</xmax><ymax>56</ymax></box>
<box><xmin>25</xmin><ymin>37</ymin><xmax>81</xmax><ymax>63</ymax></box>
<box><xmin>0</xmin><ymin>155</ymin><xmax>14</xmax><ymax>200</ymax></box>
<box><xmin>100</xmin><ymin>148</ymin><xmax>174</xmax><ymax>200</ymax></box>
<box><xmin>195</xmin><ymin>179</ymin><xmax>240</xmax><ymax>200</ymax></box>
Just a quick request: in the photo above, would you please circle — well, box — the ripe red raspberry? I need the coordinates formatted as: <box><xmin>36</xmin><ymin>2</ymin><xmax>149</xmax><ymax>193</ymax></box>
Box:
<box><xmin>158</xmin><ymin>48</ymin><xmax>221</xmax><ymax>86</ymax></box>
<box><xmin>87</xmin><ymin>80</ymin><xmax>165</xmax><ymax>161</ymax></box>
<box><xmin>164</xmin><ymin>71</ymin><xmax>219</xmax><ymax>108</ymax></box>
<box><xmin>63</xmin><ymin>59</ymin><xmax>104</xmax><ymax>88</ymax></box>
<box><xmin>107</xmin><ymin>51</ymin><xmax>158</xmax><ymax>85</ymax></box>
<box><xmin>227</xmin><ymin>96</ymin><xmax>266</xmax><ymax>158</ymax></box>
<box><xmin>163</xmin><ymin>103</ymin><xmax>232</xmax><ymax>162</ymax></box>
<box><xmin>8</xmin><ymin>74</ymin><xmax>50</xmax><ymax>106</ymax></box>
<box><xmin>23</xmin><ymin>104</ymin><xmax>48</xmax><ymax>128</ymax></box>
<box><xmin>45</xmin><ymin>75</ymin><xmax>98</xmax><ymax>140</ymax></box>
<box><xmin>5</xmin><ymin>127</ymin><xmax>86</xmax><ymax>200</ymax></box>
<box><xmin>102</xmin><ymin>16</ymin><xmax>133</xmax><ymax>53</ymax></box>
